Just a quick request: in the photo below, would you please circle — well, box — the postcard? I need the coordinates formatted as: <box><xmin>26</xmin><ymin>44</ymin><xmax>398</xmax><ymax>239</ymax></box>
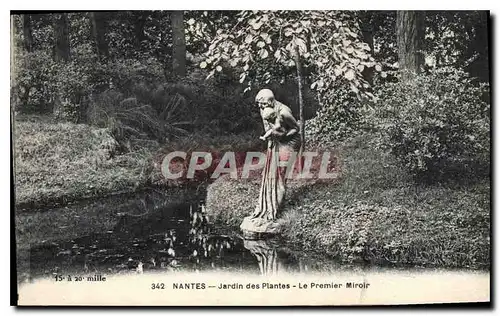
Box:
<box><xmin>12</xmin><ymin>10</ymin><xmax>490</xmax><ymax>306</ymax></box>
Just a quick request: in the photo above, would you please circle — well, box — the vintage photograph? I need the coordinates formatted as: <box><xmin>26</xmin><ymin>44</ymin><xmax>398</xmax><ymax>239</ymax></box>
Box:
<box><xmin>11</xmin><ymin>10</ymin><xmax>490</xmax><ymax>306</ymax></box>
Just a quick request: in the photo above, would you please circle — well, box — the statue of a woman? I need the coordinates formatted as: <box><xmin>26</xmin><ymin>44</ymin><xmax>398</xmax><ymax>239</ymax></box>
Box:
<box><xmin>240</xmin><ymin>89</ymin><xmax>301</xmax><ymax>237</ymax></box>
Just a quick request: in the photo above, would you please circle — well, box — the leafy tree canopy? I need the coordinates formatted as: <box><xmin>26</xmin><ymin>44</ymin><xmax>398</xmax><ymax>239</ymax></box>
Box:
<box><xmin>192</xmin><ymin>10</ymin><xmax>382</xmax><ymax>99</ymax></box>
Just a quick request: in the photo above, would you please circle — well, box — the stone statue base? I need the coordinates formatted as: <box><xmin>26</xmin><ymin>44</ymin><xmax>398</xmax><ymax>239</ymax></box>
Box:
<box><xmin>240</xmin><ymin>216</ymin><xmax>282</xmax><ymax>240</ymax></box>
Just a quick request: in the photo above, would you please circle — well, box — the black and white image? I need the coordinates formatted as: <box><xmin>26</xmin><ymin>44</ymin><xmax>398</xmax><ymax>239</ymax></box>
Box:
<box><xmin>11</xmin><ymin>10</ymin><xmax>491</xmax><ymax>306</ymax></box>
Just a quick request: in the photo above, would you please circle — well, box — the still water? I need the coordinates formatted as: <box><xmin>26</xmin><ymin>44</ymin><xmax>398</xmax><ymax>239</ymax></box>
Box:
<box><xmin>16</xmin><ymin>188</ymin><xmax>361</xmax><ymax>283</ymax></box>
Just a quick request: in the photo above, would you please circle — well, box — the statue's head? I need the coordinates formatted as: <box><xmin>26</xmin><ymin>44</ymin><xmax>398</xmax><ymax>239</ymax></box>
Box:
<box><xmin>255</xmin><ymin>89</ymin><xmax>275</xmax><ymax>109</ymax></box>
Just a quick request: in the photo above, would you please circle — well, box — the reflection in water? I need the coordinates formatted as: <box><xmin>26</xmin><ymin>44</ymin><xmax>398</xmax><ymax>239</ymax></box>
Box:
<box><xmin>242</xmin><ymin>239</ymin><xmax>310</xmax><ymax>276</ymax></box>
<box><xmin>244</xmin><ymin>240</ymin><xmax>279</xmax><ymax>276</ymax></box>
<box><xmin>20</xmin><ymin>191</ymin><xmax>348</xmax><ymax>282</ymax></box>
<box><xmin>25</xmin><ymin>196</ymin><xmax>258</xmax><ymax>280</ymax></box>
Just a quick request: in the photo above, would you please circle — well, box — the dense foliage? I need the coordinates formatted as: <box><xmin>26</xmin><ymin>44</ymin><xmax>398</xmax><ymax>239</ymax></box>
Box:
<box><xmin>199</xmin><ymin>11</ymin><xmax>382</xmax><ymax>99</ymax></box>
<box><xmin>12</xmin><ymin>10</ymin><xmax>490</xmax><ymax>182</ymax></box>
<box><xmin>372</xmin><ymin>68</ymin><xmax>490</xmax><ymax>179</ymax></box>
<box><xmin>12</xmin><ymin>12</ymin><xmax>259</xmax><ymax>141</ymax></box>
<box><xmin>305</xmin><ymin>84</ymin><xmax>367</xmax><ymax>146</ymax></box>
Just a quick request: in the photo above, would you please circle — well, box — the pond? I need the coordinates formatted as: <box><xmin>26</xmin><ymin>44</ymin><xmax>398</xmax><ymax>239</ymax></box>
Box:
<box><xmin>16</xmin><ymin>188</ymin><xmax>361</xmax><ymax>284</ymax></box>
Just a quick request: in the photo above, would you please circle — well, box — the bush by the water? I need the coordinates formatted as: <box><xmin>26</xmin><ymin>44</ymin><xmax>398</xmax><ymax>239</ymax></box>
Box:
<box><xmin>372</xmin><ymin>67</ymin><xmax>490</xmax><ymax>180</ymax></box>
<box><xmin>86</xmin><ymin>89</ymin><xmax>191</xmax><ymax>146</ymax></box>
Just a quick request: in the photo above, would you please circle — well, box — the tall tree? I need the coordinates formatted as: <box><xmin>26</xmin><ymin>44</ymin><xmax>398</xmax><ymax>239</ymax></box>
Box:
<box><xmin>293</xmin><ymin>44</ymin><xmax>305</xmax><ymax>165</ymax></box>
<box><xmin>90</xmin><ymin>12</ymin><xmax>109</xmax><ymax>59</ymax></box>
<box><xmin>396</xmin><ymin>11</ymin><xmax>425</xmax><ymax>80</ymax></box>
<box><xmin>22</xmin><ymin>14</ymin><xmax>33</xmax><ymax>52</ymax></box>
<box><xmin>53</xmin><ymin>13</ymin><xmax>70</xmax><ymax>118</ymax></box>
<box><xmin>53</xmin><ymin>13</ymin><xmax>70</xmax><ymax>62</ymax></box>
<box><xmin>359</xmin><ymin>11</ymin><xmax>376</xmax><ymax>84</ymax></box>
<box><xmin>464</xmin><ymin>11</ymin><xmax>489</xmax><ymax>83</ymax></box>
<box><xmin>171</xmin><ymin>11</ymin><xmax>186</xmax><ymax>77</ymax></box>
<box><xmin>11</xmin><ymin>16</ymin><xmax>19</xmax><ymax>115</ymax></box>
<box><xmin>133</xmin><ymin>11</ymin><xmax>148</xmax><ymax>50</ymax></box>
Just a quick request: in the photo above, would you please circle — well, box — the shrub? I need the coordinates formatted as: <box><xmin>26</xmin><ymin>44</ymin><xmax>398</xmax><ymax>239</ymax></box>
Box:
<box><xmin>14</xmin><ymin>50</ymin><xmax>99</xmax><ymax>121</ymax></box>
<box><xmin>52</xmin><ymin>60</ymin><xmax>97</xmax><ymax>122</ymax></box>
<box><xmin>162</xmin><ymin>69</ymin><xmax>258</xmax><ymax>135</ymax></box>
<box><xmin>86</xmin><ymin>89</ymin><xmax>192</xmax><ymax>148</ymax></box>
<box><xmin>103</xmin><ymin>57</ymin><xmax>166</xmax><ymax>93</ymax></box>
<box><xmin>372</xmin><ymin>67</ymin><xmax>490</xmax><ymax>180</ymax></box>
<box><xmin>14</xmin><ymin>50</ymin><xmax>58</xmax><ymax>113</ymax></box>
<box><xmin>14</xmin><ymin>50</ymin><xmax>165</xmax><ymax>118</ymax></box>
<box><xmin>15</xmin><ymin>49</ymin><xmax>259</xmax><ymax>138</ymax></box>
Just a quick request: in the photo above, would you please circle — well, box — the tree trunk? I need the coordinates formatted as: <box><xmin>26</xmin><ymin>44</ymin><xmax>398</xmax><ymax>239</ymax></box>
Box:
<box><xmin>53</xmin><ymin>13</ymin><xmax>70</xmax><ymax>62</ymax></box>
<box><xmin>11</xmin><ymin>16</ymin><xmax>19</xmax><ymax>115</ymax></box>
<box><xmin>465</xmin><ymin>11</ymin><xmax>489</xmax><ymax>83</ymax></box>
<box><xmin>134</xmin><ymin>12</ymin><xmax>147</xmax><ymax>50</ymax></box>
<box><xmin>293</xmin><ymin>45</ymin><xmax>305</xmax><ymax>170</ymax></box>
<box><xmin>90</xmin><ymin>12</ymin><xmax>109</xmax><ymax>59</ymax></box>
<box><xmin>170</xmin><ymin>11</ymin><xmax>186</xmax><ymax>78</ymax></box>
<box><xmin>396</xmin><ymin>10</ymin><xmax>425</xmax><ymax>80</ymax></box>
<box><xmin>359</xmin><ymin>11</ymin><xmax>375</xmax><ymax>84</ymax></box>
<box><xmin>22</xmin><ymin>14</ymin><xmax>33</xmax><ymax>52</ymax></box>
<box><xmin>53</xmin><ymin>13</ymin><xmax>70</xmax><ymax>118</ymax></box>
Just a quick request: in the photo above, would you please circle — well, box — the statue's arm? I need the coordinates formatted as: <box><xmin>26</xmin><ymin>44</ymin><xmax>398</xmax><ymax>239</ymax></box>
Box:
<box><xmin>260</xmin><ymin>125</ymin><xmax>274</xmax><ymax>140</ymax></box>
<box><xmin>276</xmin><ymin>109</ymin><xmax>299</xmax><ymax>137</ymax></box>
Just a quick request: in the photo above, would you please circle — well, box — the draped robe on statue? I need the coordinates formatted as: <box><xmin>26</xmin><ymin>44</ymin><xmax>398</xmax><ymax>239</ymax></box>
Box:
<box><xmin>252</xmin><ymin>101</ymin><xmax>301</xmax><ymax>221</ymax></box>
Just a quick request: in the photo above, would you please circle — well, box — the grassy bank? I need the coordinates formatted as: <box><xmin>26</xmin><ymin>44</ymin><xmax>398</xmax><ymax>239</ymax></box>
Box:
<box><xmin>205</xmin><ymin>136</ymin><xmax>490</xmax><ymax>270</ymax></box>
<box><xmin>13</xmin><ymin>115</ymin><xmax>264</xmax><ymax>209</ymax></box>
<box><xmin>13</xmin><ymin>115</ymin><xmax>157</xmax><ymax>209</ymax></box>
